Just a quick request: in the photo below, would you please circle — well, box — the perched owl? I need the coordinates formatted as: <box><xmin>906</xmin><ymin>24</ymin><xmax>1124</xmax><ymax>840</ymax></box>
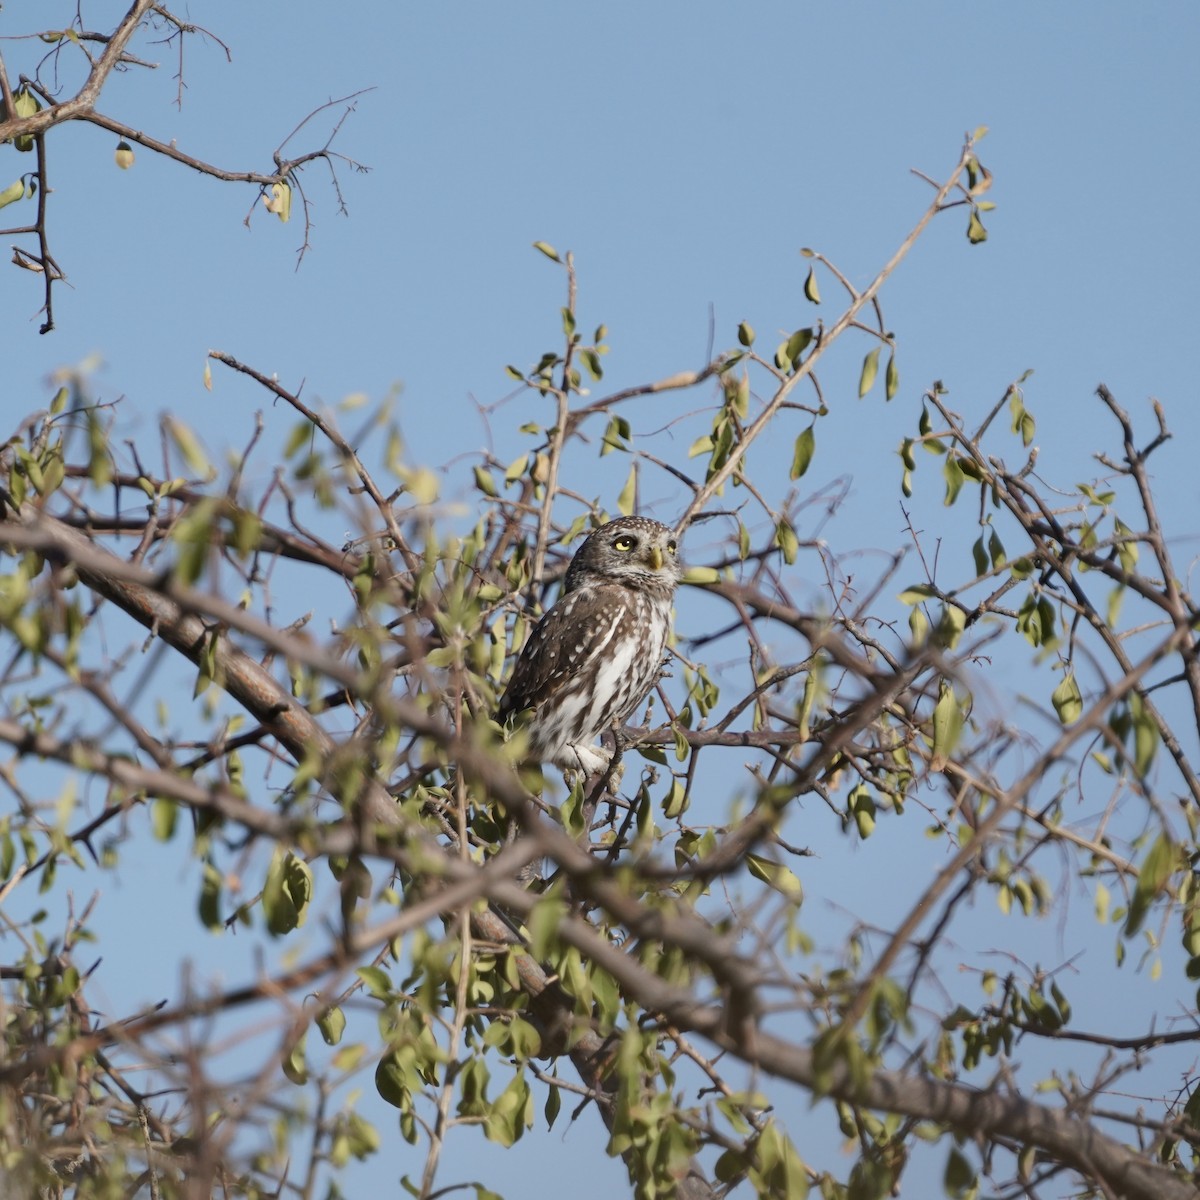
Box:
<box><xmin>498</xmin><ymin>516</ymin><xmax>681</xmax><ymax>777</ymax></box>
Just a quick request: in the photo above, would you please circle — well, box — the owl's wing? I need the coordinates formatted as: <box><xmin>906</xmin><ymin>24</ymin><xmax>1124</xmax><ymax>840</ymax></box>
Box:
<box><xmin>497</xmin><ymin>588</ymin><xmax>622</xmax><ymax>719</ymax></box>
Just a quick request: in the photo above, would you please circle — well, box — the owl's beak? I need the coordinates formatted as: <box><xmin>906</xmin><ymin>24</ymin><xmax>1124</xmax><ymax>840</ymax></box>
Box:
<box><xmin>649</xmin><ymin>546</ymin><xmax>664</xmax><ymax>571</ymax></box>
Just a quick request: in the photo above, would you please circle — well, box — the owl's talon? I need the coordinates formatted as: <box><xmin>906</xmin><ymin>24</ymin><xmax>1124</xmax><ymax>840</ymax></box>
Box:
<box><xmin>602</xmin><ymin>757</ymin><xmax>625</xmax><ymax>792</ymax></box>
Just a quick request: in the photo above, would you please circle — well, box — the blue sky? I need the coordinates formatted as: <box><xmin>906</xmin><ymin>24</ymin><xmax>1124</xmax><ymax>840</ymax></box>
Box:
<box><xmin>3</xmin><ymin>2</ymin><xmax>1200</xmax><ymax>1197</ymax></box>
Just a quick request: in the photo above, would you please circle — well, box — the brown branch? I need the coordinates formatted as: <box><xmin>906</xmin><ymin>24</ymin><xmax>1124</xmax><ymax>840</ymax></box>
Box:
<box><xmin>207</xmin><ymin>351</ymin><xmax>419</xmax><ymax>576</ymax></box>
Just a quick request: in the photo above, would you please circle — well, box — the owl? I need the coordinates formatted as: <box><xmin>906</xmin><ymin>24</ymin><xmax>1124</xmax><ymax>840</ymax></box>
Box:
<box><xmin>498</xmin><ymin>516</ymin><xmax>681</xmax><ymax>777</ymax></box>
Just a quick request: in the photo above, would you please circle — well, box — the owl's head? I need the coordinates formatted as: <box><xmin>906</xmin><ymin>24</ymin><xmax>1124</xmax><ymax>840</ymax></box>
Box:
<box><xmin>563</xmin><ymin>516</ymin><xmax>682</xmax><ymax>595</ymax></box>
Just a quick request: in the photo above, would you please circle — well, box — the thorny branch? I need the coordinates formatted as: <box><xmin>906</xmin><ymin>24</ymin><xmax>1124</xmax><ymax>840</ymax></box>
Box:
<box><xmin>0</xmin><ymin>3</ymin><xmax>368</xmax><ymax>331</ymax></box>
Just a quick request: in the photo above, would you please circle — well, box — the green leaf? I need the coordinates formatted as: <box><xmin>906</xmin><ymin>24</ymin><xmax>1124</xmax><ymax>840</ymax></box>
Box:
<box><xmin>282</xmin><ymin>1033</ymin><xmax>308</xmax><ymax>1085</ymax></box>
<box><xmin>616</xmin><ymin>465</ymin><xmax>637</xmax><ymax>516</ymax></box>
<box><xmin>988</xmin><ymin>528</ymin><xmax>1006</xmax><ymax>568</ymax></box>
<box><xmin>1050</xmin><ymin>980</ymin><xmax>1071</xmax><ymax>1024</ymax></box>
<box><xmin>283</xmin><ymin>419</ymin><xmax>313</xmax><ymax>459</ymax></box>
<box><xmin>935</xmin><ymin>604</ymin><xmax>966</xmax><ymax>649</ymax></box>
<box><xmin>775</xmin><ymin>519</ymin><xmax>799</xmax><ymax>565</ymax></box>
<box><xmin>165</xmin><ymin>418</ymin><xmax>211</xmax><ymax>477</ymax></box>
<box><xmin>600</xmin><ymin>414</ymin><xmax>631</xmax><ymax>455</ymax></box>
<box><xmin>898</xmin><ymin>584</ymin><xmax>938</xmax><ymax>605</ymax></box>
<box><xmin>803</xmin><ymin>265</ymin><xmax>821</xmax><ymax>304</ymax></box>
<box><xmin>318</xmin><ymin>1005</ymin><xmax>347</xmax><ymax>1046</ymax></box>
<box><xmin>152</xmin><ymin>799</ymin><xmax>178</xmax><ymax>842</ymax></box>
<box><xmin>662</xmin><ymin>779</ymin><xmax>687</xmax><ymax>818</ymax></box>
<box><xmin>972</xmin><ymin>535</ymin><xmax>988</xmax><ymax>578</ymax></box>
<box><xmin>966</xmin><ymin>208</ymin><xmax>988</xmax><ymax>244</ymax></box>
<box><xmin>375</xmin><ymin>1050</ymin><xmax>409</xmax><ymax>1108</ymax></box>
<box><xmin>263</xmin><ymin>849</ymin><xmax>314</xmax><ymax>937</ymax></box>
<box><xmin>1019</xmin><ymin>410</ymin><xmax>1035</xmax><ymax>446</ymax></box>
<box><xmin>930</xmin><ymin>681</ymin><xmax>965</xmax><ymax>772</ymax></box>
<box><xmin>746</xmin><ymin>854</ymin><xmax>804</xmax><ymax>903</ymax></box>
<box><xmin>12</xmin><ymin>87</ymin><xmax>40</xmax><ymax>152</ymax></box>
<box><xmin>13</xmin><ymin>86</ymin><xmax>40</xmax><ymax>118</ymax></box>
<box><xmin>728</xmin><ymin>371</ymin><xmax>749</xmax><ymax>419</ymax></box>
<box><xmin>789</xmin><ymin>426</ymin><xmax>815</xmax><ymax>480</ymax></box>
<box><xmin>858</xmin><ymin>347</ymin><xmax>881</xmax><ymax>398</ymax></box>
<box><xmin>473</xmin><ymin>465</ymin><xmax>498</xmax><ymax>497</ymax></box>
<box><xmin>0</xmin><ymin>179</ymin><xmax>26</xmax><ymax>210</ymax></box>
<box><xmin>943</xmin><ymin>455</ymin><xmax>966</xmax><ymax>506</ymax></box>
<box><xmin>944</xmin><ymin>1146</ymin><xmax>977</xmax><ymax>1197</ymax></box>
<box><xmin>885</xmin><ymin>352</ymin><xmax>899</xmax><ymax>400</ymax></box>
<box><xmin>198</xmin><ymin>863</ymin><xmax>222</xmax><ymax>929</ymax></box>
<box><xmin>848</xmin><ymin>785</ymin><xmax>876</xmax><ymax>838</ymax></box>
<box><xmin>1114</xmin><ymin>517</ymin><xmax>1139</xmax><ymax>572</ymax></box>
<box><xmin>1123</xmin><ymin>833</ymin><xmax>1178</xmax><ymax>937</ymax></box>
<box><xmin>503</xmin><ymin>453</ymin><xmax>528</xmax><ymax>485</ymax></box>
<box><xmin>1107</xmin><ymin>584</ymin><xmax>1125</xmax><ymax>627</ymax></box>
<box><xmin>797</xmin><ymin>666</ymin><xmax>819</xmax><ymax>741</ymax></box>
<box><xmin>909</xmin><ymin>605</ymin><xmax>929</xmax><ymax>647</ymax></box>
<box><xmin>357</xmin><ymin>965</ymin><xmax>392</xmax><ymax>1000</ymax></box>
<box><xmin>532</xmin><ymin>241</ymin><xmax>560</xmax><ymax>262</ymax></box>
<box><xmin>737</xmin><ymin>320</ymin><xmax>755</xmax><ymax>347</ymax></box>
<box><xmin>1130</xmin><ymin>691</ymin><xmax>1158</xmax><ymax>777</ymax></box>
<box><xmin>1008</xmin><ymin>388</ymin><xmax>1035</xmax><ymax>446</ymax></box>
<box><xmin>1051</xmin><ymin>672</ymin><xmax>1082</xmax><ymax>725</ymax></box>
<box><xmin>544</xmin><ymin>1076</ymin><xmax>562</xmax><ymax>1129</ymax></box>
<box><xmin>528</xmin><ymin>896</ymin><xmax>567</xmax><ymax>960</ymax></box>
<box><xmin>785</xmin><ymin>327</ymin><xmax>813</xmax><ymax>368</ymax></box>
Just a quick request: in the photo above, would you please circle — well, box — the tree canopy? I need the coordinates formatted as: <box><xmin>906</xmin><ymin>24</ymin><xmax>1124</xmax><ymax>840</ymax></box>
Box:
<box><xmin>3</xmin><ymin>6</ymin><xmax>1200</xmax><ymax>1200</ymax></box>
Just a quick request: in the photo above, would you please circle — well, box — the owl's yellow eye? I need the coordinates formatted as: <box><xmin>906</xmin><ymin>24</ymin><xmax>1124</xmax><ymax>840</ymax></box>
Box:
<box><xmin>666</xmin><ymin>540</ymin><xmax>677</xmax><ymax>556</ymax></box>
<box><xmin>613</xmin><ymin>536</ymin><xmax>636</xmax><ymax>552</ymax></box>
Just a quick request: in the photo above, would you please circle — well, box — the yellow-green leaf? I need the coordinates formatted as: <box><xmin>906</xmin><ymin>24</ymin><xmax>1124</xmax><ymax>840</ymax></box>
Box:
<box><xmin>789</xmin><ymin>426</ymin><xmax>815</xmax><ymax>480</ymax></box>
<box><xmin>282</xmin><ymin>1034</ymin><xmax>308</xmax><ymax>1085</ymax></box>
<box><xmin>943</xmin><ymin>455</ymin><xmax>965</xmax><ymax>506</ymax></box>
<box><xmin>775</xmin><ymin>519</ymin><xmax>799</xmax><ymax>565</ymax></box>
<box><xmin>746</xmin><ymin>854</ymin><xmax>804</xmax><ymax>902</ymax></box>
<box><xmin>1051</xmin><ymin>672</ymin><xmax>1082</xmax><ymax>725</ymax></box>
<box><xmin>858</xmin><ymin>348</ymin><xmax>881</xmax><ymax>398</ymax></box>
<box><xmin>1130</xmin><ymin>691</ymin><xmax>1158</xmax><ymax>777</ymax></box>
<box><xmin>1123</xmin><ymin>833</ymin><xmax>1178</xmax><ymax>936</ymax></box>
<box><xmin>616</xmin><ymin>464</ymin><xmax>637</xmax><ymax>516</ymax></box>
<box><xmin>0</xmin><ymin>179</ymin><xmax>26</xmax><ymax>210</ymax></box>
<box><xmin>897</xmin><ymin>584</ymin><xmax>938</xmax><ymax>605</ymax></box>
<box><xmin>930</xmin><ymin>681</ymin><xmax>965</xmax><ymax>772</ymax></box>
<box><xmin>785</xmin><ymin>327</ymin><xmax>813</xmax><ymax>368</ymax></box>
<box><xmin>934</xmin><ymin>603</ymin><xmax>966</xmax><ymax>650</ymax></box>
<box><xmin>803</xmin><ymin>266</ymin><xmax>820</xmax><ymax>304</ymax></box>
<box><xmin>166</xmin><ymin>418</ymin><xmax>211</xmax><ymax>477</ymax></box>
<box><xmin>909</xmin><ymin>605</ymin><xmax>929</xmax><ymax>648</ymax></box>
<box><xmin>473</xmin><ymin>465</ymin><xmax>498</xmax><ymax>497</ymax></box>
<box><xmin>318</xmin><ymin>1005</ymin><xmax>347</xmax><ymax>1046</ymax></box>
